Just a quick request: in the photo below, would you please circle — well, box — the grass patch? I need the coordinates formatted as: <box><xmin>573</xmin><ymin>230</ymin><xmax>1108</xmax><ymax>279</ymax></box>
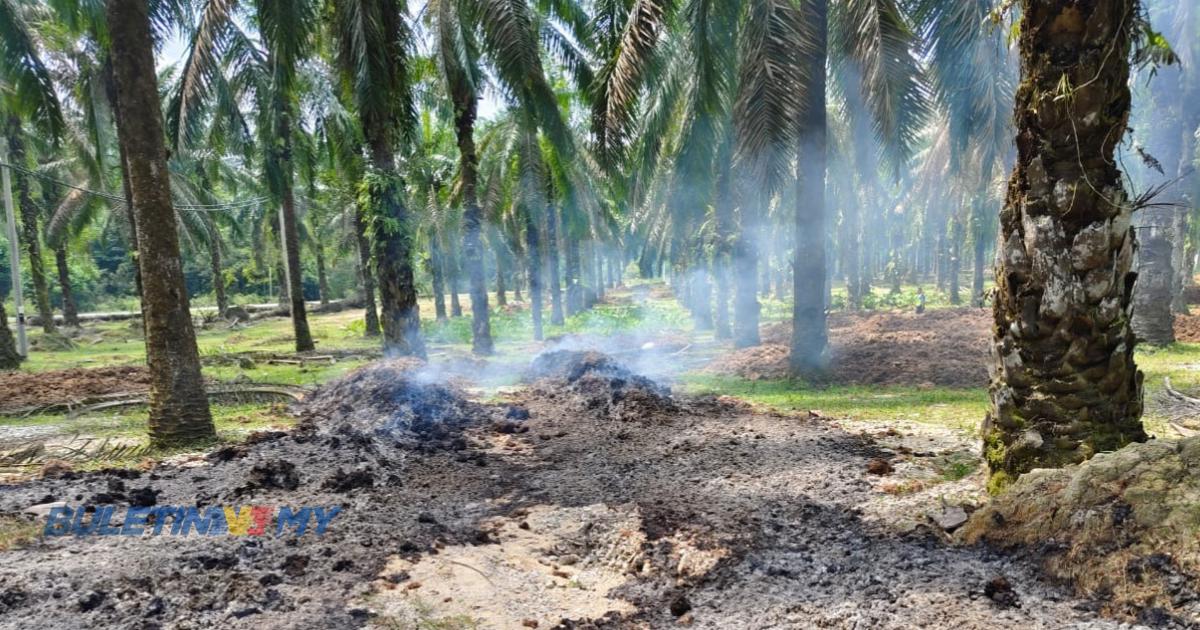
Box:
<box><xmin>679</xmin><ymin>375</ymin><xmax>988</xmax><ymax>433</ymax></box>
<box><xmin>0</xmin><ymin>515</ymin><xmax>42</xmax><ymax>551</ymax></box>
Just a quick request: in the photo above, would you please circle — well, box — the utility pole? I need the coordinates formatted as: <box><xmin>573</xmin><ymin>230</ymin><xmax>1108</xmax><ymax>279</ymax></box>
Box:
<box><xmin>0</xmin><ymin>147</ymin><xmax>27</xmax><ymax>356</ymax></box>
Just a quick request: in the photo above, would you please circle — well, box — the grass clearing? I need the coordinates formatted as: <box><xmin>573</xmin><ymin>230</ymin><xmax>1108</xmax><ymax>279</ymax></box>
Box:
<box><xmin>679</xmin><ymin>375</ymin><xmax>988</xmax><ymax>434</ymax></box>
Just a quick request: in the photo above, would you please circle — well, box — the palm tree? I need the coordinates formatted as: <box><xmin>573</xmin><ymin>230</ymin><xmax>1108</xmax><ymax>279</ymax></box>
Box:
<box><xmin>329</xmin><ymin>0</ymin><xmax>425</xmax><ymax>356</ymax></box>
<box><xmin>982</xmin><ymin>0</ymin><xmax>1152</xmax><ymax>491</ymax></box>
<box><xmin>427</xmin><ymin>0</ymin><xmax>582</xmax><ymax>353</ymax></box>
<box><xmin>171</xmin><ymin>0</ymin><xmax>315</xmax><ymax>352</ymax></box>
<box><xmin>106</xmin><ymin>0</ymin><xmax>215</xmax><ymax>446</ymax></box>
<box><xmin>4</xmin><ymin>116</ymin><xmax>56</xmax><ymax>332</ymax></box>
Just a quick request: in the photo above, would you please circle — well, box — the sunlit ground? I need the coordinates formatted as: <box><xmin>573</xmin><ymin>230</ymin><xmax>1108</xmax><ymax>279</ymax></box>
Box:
<box><xmin>1</xmin><ymin>279</ymin><xmax>1193</xmax><ymax>472</ymax></box>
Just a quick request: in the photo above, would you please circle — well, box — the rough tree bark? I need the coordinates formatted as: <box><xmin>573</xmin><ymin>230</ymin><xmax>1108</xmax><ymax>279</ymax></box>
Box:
<box><xmin>107</xmin><ymin>0</ymin><xmax>215</xmax><ymax>445</ymax></box>
<box><xmin>789</xmin><ymin>0</ymin><xmax>828</xmax><ymax>376</ymax></box>
<box><xmin>6</xmin><ymin>116</ymin><xmax>54</xmax><ymax>333</ymax></box>
<box><xmin>454</xmin><ymin>97</ymin><xmax>493</xmax><ymax>354</ymax></box>
<box><xmin>983</xmin><ymin>0</ymin><xmax>1147</xmax><ymax>491</ymax></box>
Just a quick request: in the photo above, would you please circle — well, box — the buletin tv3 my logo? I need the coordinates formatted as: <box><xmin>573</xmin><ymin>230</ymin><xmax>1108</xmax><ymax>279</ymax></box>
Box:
<box><xmin>42</xmin><ymin>505</ymin><xmax>342</xmax><ymax>537</ymax></box>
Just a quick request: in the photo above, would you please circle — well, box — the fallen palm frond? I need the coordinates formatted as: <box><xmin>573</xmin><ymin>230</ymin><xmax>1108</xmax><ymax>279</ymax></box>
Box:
<box><xmin>0</xmin><ymin>435</ymin><xmax>154</xmax><ymax>468</ymax></box>
<box><xmin>0</xmin><ymin>384</ymin><xmax>308</xmax><ymax>418</ymax></box>
<box><xmin>1155</xmin><ymin>377</ymin><xmax>1200</xmax><ymax>437</ymax></box>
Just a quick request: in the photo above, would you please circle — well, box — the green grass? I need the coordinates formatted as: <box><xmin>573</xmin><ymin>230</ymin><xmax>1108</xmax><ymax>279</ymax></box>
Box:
<box><xmin>8</xmin><ymin>283</ymin><xmax>1200</xmax><ymax>475</ymax></box>
<box><xmin>0</xmin><ymin>515</ymin><xmax>42</xmax><ymax>551</ymax></box>
<box><xmin>679</xmin><ymin>375</ymin><xmax>989</xmax><ymax>433</ymax></box>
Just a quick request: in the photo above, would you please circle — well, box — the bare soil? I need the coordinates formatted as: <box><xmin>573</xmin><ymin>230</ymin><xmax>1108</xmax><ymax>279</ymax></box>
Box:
<box><xmin>0</xmin><ymin>353</ymin><xmax>1146</xmax><ymax>628</ymax></box>
<box><xmin>1173</xmin><ymin>314</ymin><xmax>1200</xmax><ymax>343</ymax></box>
<box><xmin>0</xmin><ymin>366</ymin><xmax>154</xmax><ymax>412</ymax></box>
<box><xmin>708</xmin><ymin>308</ymin><xmax>991</xmax><ymax>387</ymax></box>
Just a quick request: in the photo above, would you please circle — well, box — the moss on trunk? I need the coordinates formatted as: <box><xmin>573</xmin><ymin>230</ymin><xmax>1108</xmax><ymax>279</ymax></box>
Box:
<box><xmin>985</xmin><ymin>0</ymin><xmax>1147</xmax><ymax>491</ymax></box>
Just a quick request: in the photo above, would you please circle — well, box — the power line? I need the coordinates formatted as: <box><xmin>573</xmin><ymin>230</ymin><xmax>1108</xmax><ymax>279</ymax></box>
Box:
<box><xmin>0</xmin><ymin>161</ymin><xmax>270</xmax><ymax>212</ymax></box>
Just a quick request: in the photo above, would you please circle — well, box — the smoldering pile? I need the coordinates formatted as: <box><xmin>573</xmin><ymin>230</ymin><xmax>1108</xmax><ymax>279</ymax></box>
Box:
<box><xmin>526</xmin><ymin>350</ymin><xmax>676</xmax><ymax>420</ymax></box>
<box><xmin>296</xmin><ymin>359</ymin><xmax>490</xmax><ymax>449</ymax></box>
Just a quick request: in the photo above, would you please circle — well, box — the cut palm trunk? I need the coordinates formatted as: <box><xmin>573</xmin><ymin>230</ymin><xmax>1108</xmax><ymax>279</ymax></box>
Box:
<box><xmin>983</xmin><ymin>0</ymin><xmax>1147</xmax><ymax>491</ymax></box>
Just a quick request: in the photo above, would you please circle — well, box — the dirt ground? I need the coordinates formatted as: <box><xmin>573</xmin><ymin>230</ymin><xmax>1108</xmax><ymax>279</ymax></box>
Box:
<box><xmin>707</xmin><ymin>308</ymin><xmax>992</xmax><ymax>387</ymax></box>
<box><xmin>1173</xmin><ymin>314</ymin><xmax>1200</xmax><ymax>343</ymax></box>
<box><xmin>0</xmin><ymin>366</ymin><xmax>154</xmax><ymax>413</ymax></box>
<box><xmin>0</xmin><ymin>353</ymin><xmax>1152</xmax><ymax>629</ymax></box>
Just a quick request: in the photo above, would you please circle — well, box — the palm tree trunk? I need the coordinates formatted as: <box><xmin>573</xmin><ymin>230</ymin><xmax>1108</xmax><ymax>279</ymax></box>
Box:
<box><xmin>454</xmin><ymin>99</ymin><xmax>493</xmax><ymax>354</ymax></box>
<box><xmin>846</xmin><ymin>201</ymin><xmax>863</xmax><ymax>310</ymax></box>
<box><xmin>107</xmin><ymin>0</ymin><xmax>214</xmax><ymax>446</ymax></box>
<box><xmin>203</xmin><ymin>216</ymin><xmax>228</xmax><ymax>318</ymax></box>
<box><xmin>364</xmin><ymin>135</ymin><xmax>425</xmax><ymax>357</ymax></box>
<box><xmin>949</xmin><ymin>218</ymin><xmax>963</xmax><ymax>305</ymax></box>
<box><xmin>54</xmin><ymin>242</ymin><xmax>79</xmax><ymax>327</ymax></box>
<box><xmin>276</xmin><ymin>260</ymin><xmax>289</xmax><ymax>310</ymax></box>
<box><xmin>789</xmin><ymin>0</ymin><xmax>828</xmax><ymax>376</ymax></box>
<box><xmin>971</xmin><ymin>229</ymin><xmax>986</xmax><ymax>307</ymax></box>
<box><xmin>315</xmin><ymin>241</ymin><xmax>330</xmax><ymax>306</ymax></box>
<box><xmin>594</xmin><ymin>245</ymin><xmax>605</xmax><ymax>302</ymax></box>
<box><xmin>6</xmin><ymin>116</ymin><xmax>54</xmax><ymax>333</ymax></box>
<box><xmin>714</xmin><ymin>154</ymin><xmax>734</xmax><ymax>339</ymax></box>
<box><xmin>274</xmin><ymin>107</ymin><xmax>315</xmax><ymax>352</ymax></box>
<box><xmin>429</xmin><ymin>229</ymin><xmax>448</xmax><ymax>323</ymax></box>
<box><xmin>448</xmin><ymin>246</ymin><xmax>463</xmax><ymax>318</ymax></box>
<box><xmin>1132</xmin><ymin>208</ymin><xmax>1176</xmax><ymax>345</ymax></box>
<box><xmin>732</xmin><ymin>192</ymin><xmax>762</xmax><ymax>347</ymax></box>
<box><xmin>565</xmin><ymin>221</ymin><xmax>582</xmax><ymax>315</ymax></box>
<box><xmin>0</xmin><ymin>300</ymin><xmax>20</xmax><ymax>370</ymax></box>
<box><xmin>984</xmin><ymin>0</ymin><xmax>1146</xmax><ymax>491</ymax></box>
<box><xmin>546</xmin><ymin>201</ymin><xmax>565</xmax><ymax>326</ymax></box>
<box><xmin>353</xmin><ymin>207</ymin><xmax>381</xmax><ymax>336</ymax></box>
<box><xmin>526</xmin><ymin>207</ymin><xmax>543</xmax><ymax>340</ymax></box>
<box><xmin>496</xmin><ymin>252</ymin><xmax>508</xmax><ymax>306</ymax></box>
<box><xmin>103</xmin><ymin>60</ymin><xmax>145</xmax><ymax>307</ymax></box>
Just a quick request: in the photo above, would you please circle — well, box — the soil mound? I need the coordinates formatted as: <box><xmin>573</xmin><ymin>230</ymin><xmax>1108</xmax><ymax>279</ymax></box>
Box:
<box><xmin>709</xmin><ymin>308</ymin><xmax>991</xmax><ymax>387</ymax></box>
<box><xmin>296</xmin><ymin>359</ymin><xmax>485</xmax><ymax>446</ymax></box>
<box><xmin>0</xmin><ymin>366</ymin><xmax>153</xmax><ymax>412</ymax></box>
<box><xmin>1174</xmin><ymin>314</ymin><xmax>1200</xmax><ymax>343</ymax></box>
<box><xmin>961</xmin><ymin>438</ymin><xmax>1200</xmax><ymax>625</ymax></box>
<box><xmin>527</xmin><ymin>350</ymin><xmax>674</xmax><ymax>420</ymax></box>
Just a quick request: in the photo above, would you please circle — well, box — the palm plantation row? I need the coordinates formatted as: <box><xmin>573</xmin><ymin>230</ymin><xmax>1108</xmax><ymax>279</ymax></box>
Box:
<box><xmin>1</xmin><ymin>0</ymin><xmax>1198</xmax><ymax>490</ymax></box>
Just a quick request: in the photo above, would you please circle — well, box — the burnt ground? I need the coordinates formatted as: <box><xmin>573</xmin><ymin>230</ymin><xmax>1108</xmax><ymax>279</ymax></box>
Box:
<box><xmin>706</xmin><ymin>308</ymin><xmax>992</xmax><ymax>387</ymax></box>
<box><xmin>0</xmin><ymin>354</ymin><xmax>1148</xmax><ymax>629</ymax></box>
